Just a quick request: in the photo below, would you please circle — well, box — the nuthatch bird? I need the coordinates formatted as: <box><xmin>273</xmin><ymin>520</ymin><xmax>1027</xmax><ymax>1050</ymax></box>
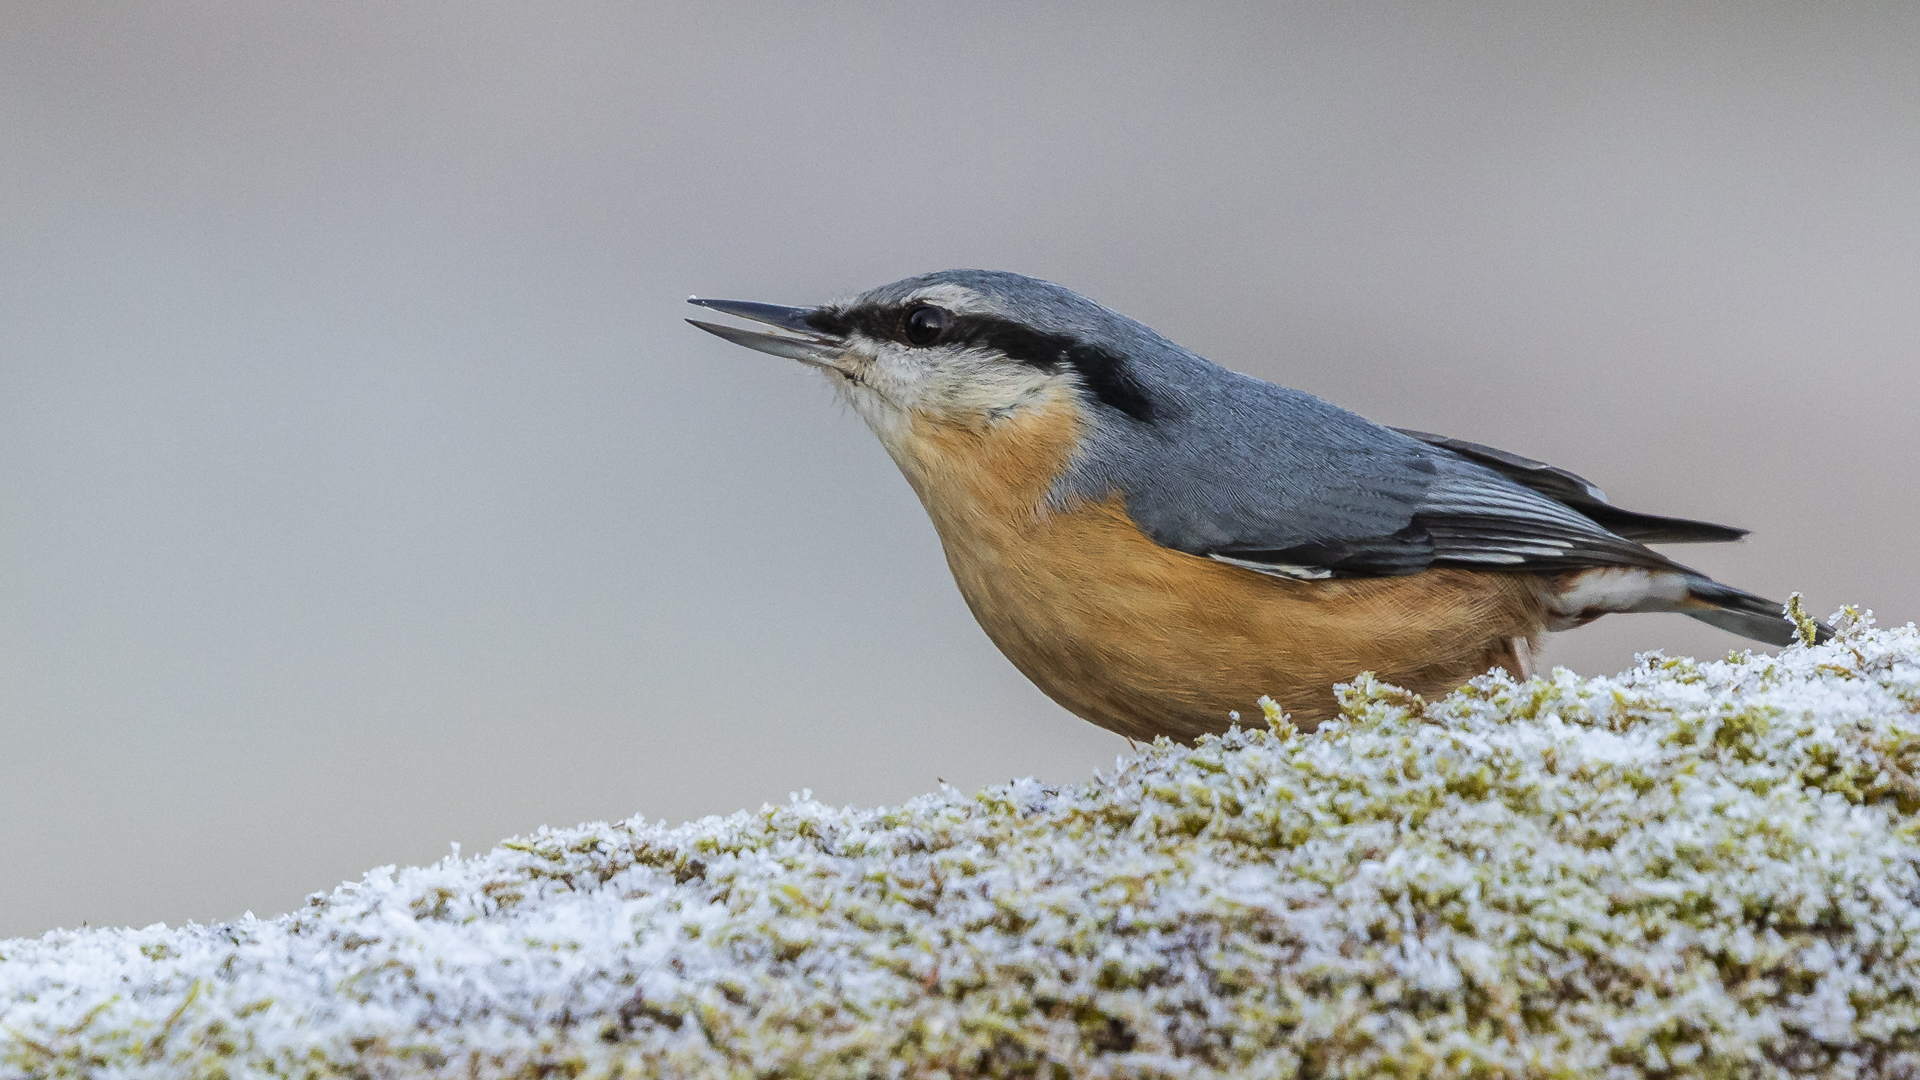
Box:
<box><xmin>688</xmin><ymin>270</ymin><xmax>1825</xmax><ymax>741</ymax></box>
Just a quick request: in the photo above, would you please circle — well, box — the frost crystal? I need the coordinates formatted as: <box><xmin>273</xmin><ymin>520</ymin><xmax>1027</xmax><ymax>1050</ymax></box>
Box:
<box><xmin>5</xmin><ymin>612</ymin><xmax>1920</xmax><ymax>1078</ymax></box>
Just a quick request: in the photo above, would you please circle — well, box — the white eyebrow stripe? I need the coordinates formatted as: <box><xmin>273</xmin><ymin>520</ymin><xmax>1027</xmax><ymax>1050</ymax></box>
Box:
<box><xmin>899</xmin><ymin>282</ymin><xmax>998</xmax><ymax>315</ymax></box>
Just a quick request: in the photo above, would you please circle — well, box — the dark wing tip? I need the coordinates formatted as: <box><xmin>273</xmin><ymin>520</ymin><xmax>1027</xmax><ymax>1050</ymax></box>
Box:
<box><xmin>1392</xmin><ymin>426</ymin><xmax>1752</xmax><ymax>546</ymax></box>
<box><xmin>1392</xmin><ymin>427</ymin><xmax>1609</xmax><ymax>503</ymax></box>
<box><xmin>1581</xmin><ymin>507</ymin><xmax>1749</xmax><ymax>545</ymax></box>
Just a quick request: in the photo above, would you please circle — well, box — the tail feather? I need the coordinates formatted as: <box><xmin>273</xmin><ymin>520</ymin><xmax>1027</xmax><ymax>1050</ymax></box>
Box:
<box><xmin>1681</xmin><ymin>578</ymin><xmax>1832</xmax><ymax>646</ymax></box>
<box><xmin>1550</xmin><ymin>567</ymin><xmax>1833</xmax><ymax>646</ymax></box>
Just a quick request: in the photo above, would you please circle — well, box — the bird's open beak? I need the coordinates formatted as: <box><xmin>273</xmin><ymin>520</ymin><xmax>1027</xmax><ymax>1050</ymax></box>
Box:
<box><xmin>686</xmin><ymin>297</ymin><xmax>847</xmax><ymax>370</ymax></box>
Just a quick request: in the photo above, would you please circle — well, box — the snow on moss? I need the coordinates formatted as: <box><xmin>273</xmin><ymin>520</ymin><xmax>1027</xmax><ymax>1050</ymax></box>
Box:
<box><xmin>5</xmin><ymin>609</ymin><xmax>1920</xmax><ymax>1078</ymax></box>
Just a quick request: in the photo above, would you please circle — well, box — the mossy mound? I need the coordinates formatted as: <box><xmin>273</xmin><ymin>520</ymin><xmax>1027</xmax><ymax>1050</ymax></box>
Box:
<box><xmin>4</xmin><ymin>609</ymin><xmax>1919</xmax><ymax>1078</ymax></box>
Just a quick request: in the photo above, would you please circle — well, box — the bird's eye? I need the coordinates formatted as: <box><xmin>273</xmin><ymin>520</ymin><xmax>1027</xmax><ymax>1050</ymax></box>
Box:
<box><xmin>903</xmin><ymin>305</ymin><xmax>949</xmax><ymax>347</ymax></box>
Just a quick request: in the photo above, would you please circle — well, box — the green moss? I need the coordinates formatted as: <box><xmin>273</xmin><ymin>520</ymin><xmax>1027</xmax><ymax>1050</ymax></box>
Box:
<box><xmin>8</xmin><ymin>615</ymin><xmax>1920</xmax><ymax>1078</ymax></box>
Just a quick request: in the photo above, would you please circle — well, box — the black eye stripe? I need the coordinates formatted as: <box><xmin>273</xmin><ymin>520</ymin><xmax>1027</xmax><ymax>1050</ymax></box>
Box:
<box><xmin>807</xmin><ymin>304</ymin><xmax>1064</xmax><ymax>358</ymax></box>
<box><xmin>1062</xmin><ymin>342</ymin><xmax>1157</xmax><ymax>424</ymax></box>
<box><xmin>809</xmin><ymin>302</ymin><xmax>1157</xmax><ymax>424</ymax></box>
<box><xmin>943</xmin><ymin>314</ymin><xmax>1072</xmax><ymax>368</ymax></box>
<box><xmin>802</xmin><ymin>307</ymin><xmax>862</xmax><ymax>337</ymax></box>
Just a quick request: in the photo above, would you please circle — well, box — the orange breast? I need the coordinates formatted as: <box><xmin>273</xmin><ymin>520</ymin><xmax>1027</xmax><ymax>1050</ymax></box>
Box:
<box><xmin>886</xmin><ymin>392</ymin><xmax>1551</xmax><ymax>741</ymax></box>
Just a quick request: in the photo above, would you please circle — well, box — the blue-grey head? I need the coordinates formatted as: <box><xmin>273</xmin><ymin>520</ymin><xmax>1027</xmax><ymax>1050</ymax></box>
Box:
<box><xmin>688</xmin><ymin>270</ymin><xmax>1184</xmax><ymax>458</ymax></box>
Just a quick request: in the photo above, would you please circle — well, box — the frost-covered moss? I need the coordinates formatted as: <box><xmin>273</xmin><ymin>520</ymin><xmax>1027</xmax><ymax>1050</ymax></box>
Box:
<box><xmin>5</xmin><ymin>610</ymin><xmax>1920</xmax><ymax>1078</ymax></box>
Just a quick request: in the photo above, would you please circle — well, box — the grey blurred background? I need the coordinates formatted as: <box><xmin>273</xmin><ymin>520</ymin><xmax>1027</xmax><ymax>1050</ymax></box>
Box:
<box><xmin>1</xmin><ymin>3</ymin><xmax>1914</xmax><ymax>938</ymax></box>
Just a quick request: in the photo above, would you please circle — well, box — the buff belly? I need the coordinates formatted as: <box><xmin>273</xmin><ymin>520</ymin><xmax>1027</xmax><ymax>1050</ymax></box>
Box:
<box><xmin>940</xmin><ymin>496</ymin><xmax>1548</xmax><ymax>740</ymax></box>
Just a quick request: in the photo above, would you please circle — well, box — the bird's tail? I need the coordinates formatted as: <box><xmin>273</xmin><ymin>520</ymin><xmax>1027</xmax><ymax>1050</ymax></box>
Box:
<box><xmin>1679</xmin><ymin>577</ymin><xmax>1831</xmax><ymax>646</ymax></box>
<box><xmin>1551</xmin><ymin>567</ymin><xmax>1831</xmax><ymax>647</ymax></box>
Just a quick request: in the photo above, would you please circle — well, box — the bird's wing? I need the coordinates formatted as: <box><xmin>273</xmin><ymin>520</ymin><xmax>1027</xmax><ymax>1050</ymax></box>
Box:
<box><xmin>1200</xmin><ymin>458</ymin><xmax>1682</xmax><ymax>580</ymax></box>
<box><xmin>1390</xmin><ymin>428</ymin><xmax>1747</xmax><ymax>545</ymax></box>
<box><xmin>1073</xmin><ymin>379</ymin><xmax>1715</xmax><ymax>582</ymax></box>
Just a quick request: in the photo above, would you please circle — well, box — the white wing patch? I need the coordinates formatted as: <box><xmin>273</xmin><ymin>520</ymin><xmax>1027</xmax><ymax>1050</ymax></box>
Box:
<box><xmin>1207</xmin><ymin>554</ymin><xmax>1334</xmax><ymax>580</ymax></box>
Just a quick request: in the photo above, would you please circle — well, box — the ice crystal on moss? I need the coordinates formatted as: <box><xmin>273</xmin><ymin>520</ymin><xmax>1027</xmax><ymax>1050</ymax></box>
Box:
<box><xmin>5</xmin><ymin>611</ymin><xmax>1920</xmax><ymax>1078</ymax></box>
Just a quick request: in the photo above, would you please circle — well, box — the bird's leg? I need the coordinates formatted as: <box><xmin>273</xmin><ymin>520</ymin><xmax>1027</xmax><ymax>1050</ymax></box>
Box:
<box><xmin>1491</xmin><ymin>635</ymin><xmax>1537</xmax><ymax>681</ymax></box>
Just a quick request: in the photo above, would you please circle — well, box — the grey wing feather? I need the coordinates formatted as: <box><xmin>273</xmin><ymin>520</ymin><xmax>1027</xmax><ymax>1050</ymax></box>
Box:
<box><xmin>1392</xmin><ymin>428</ymin><xmax>1748</xmax><ymax>545</ymax></box>
<box><xmin>1205</xmin><ymin>464</ymin><xmax>1679</xmax><ymax>579</ymax></box>
<box><xmin>1059</xmin><ymin>366</ymin><xmax>1694</xmax><ymax>580</ymax></box>
<box><xmin>1389</xmin><ymin>428</ymin><xmax>1608</xmax><ymax>503</ymax></box>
